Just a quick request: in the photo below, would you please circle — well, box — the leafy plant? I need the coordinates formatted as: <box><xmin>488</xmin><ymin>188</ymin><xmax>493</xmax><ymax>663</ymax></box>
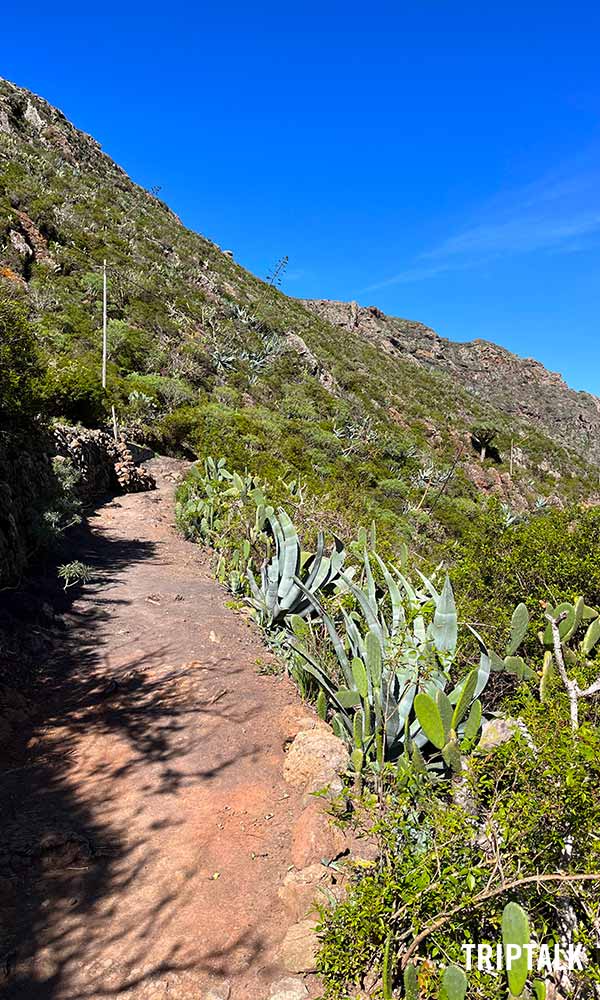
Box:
<box><xmin>288</xmin><ymin>545</ymin><xmax>530</xmax><ymax>776</ymax></box>
<box><xmin>57</xmin><ymin>560</ymin><xmax>93</xmax><ymax>590</ymax></box>
<box><xmin>247</xmin><ymin>508</ymin><xmax>345</xmax><ymax>627</ymax></box>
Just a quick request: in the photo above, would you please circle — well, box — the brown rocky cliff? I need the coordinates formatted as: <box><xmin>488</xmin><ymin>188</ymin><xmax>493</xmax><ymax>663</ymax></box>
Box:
<box><xmin>302</xmin><ymin>299</ymin><xmax>600</xmax><ymax>466</ymax></box>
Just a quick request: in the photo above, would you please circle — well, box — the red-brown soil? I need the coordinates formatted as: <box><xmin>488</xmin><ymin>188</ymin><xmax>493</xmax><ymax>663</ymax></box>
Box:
<box><xmin>0</xmin><ymin>459</ymin><xmax>322</xmax><ymax>1000</ymax></box>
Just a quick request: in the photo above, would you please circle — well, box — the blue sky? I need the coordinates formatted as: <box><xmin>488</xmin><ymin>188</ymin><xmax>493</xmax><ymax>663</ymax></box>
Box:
<box><xmin>3</xmin><ymin>2</ymin><xmax>600</xmax><ymax>391</ymax></box>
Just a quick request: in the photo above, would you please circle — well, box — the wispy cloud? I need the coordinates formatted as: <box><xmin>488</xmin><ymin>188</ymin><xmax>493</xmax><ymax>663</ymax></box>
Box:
<box><xmin>364</xmin><ymin>158</ymin><xmax>600</xmax><ymax>291</ymax></box>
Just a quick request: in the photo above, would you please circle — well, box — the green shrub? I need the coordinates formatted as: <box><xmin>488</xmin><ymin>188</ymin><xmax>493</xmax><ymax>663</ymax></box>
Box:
<box><xmin>0</xmin><ymin>296</ymin><xmax>41</xmax><ymax>420</ymax></box>
<box><xmin>317</xmin><ymin>686</ymin><xmax>600</xmax><ymax>998</ymax></box>
<box><xmin>453</xmin><ymin>500</ymin><xmax>600</xmax><ymax>649</ymax></box>
<box><xmin>38</xmin><ymin>354</ymin><xmax>108</xmax><ymax>425</ymax></box>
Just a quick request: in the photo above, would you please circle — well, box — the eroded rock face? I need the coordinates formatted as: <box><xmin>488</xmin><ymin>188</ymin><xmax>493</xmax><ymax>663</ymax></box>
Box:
<box><xmin>302</xmin><ymin>298</ymin><xmax>600</xmax><ymax>467</ymax></box>
<box><xmin>269</xmin><ymin>977</ymin><xmax>308</xmax><ymax>1000</ymax></box>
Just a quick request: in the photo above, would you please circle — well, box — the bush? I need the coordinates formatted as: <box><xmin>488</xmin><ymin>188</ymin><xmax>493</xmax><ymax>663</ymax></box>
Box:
<box><xmin>0</xmin><ymin>296</ymin><xmax>41</xmax><ymax>421</ymax></box>
<box><xmin>317</xmin><ymin>687</ymin><xmax>600</xmax><ymax>998</ymax></box>
<box><xmin>453</xmin><ymin>500</ymin><xmax>600</xmax><ymax>649</ymax></box>
<box><xmin>38</xmin><ymin>355</ymin><xmax>108</xmax><ymax>425</ymax></box>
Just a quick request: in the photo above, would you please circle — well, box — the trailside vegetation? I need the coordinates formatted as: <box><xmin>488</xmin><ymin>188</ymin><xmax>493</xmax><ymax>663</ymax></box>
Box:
<box><xmin>178</xmin><ymin>457</ymin><xmax>600</xmax><ymax>999</ymax></box>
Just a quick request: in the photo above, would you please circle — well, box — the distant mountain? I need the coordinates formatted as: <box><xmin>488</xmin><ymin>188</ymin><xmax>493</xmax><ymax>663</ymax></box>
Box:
<box><xmin>303</xmin><ymin>299</ymin><xmax>600</xmax><ymax>467</ymax></box>
<box><xmin>1</xmin><ymin>75</ymin><xmax>598</xmax><ymax>553</ymax></box>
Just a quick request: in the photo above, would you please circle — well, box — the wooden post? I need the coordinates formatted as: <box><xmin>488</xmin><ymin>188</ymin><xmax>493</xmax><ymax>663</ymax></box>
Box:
<box><xmin>101</xmin><ymin>259</ymin><xmax>107</xmax><ymax>389</ymax></box>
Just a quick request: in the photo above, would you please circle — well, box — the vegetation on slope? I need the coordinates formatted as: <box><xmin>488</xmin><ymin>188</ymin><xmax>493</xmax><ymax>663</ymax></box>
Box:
<box><xmin>1</xmin><ymin>76</ymin><xmax>599</xmax><ymax>574</ymax></box>
<box><xmin>3</xmin><ymin>77</ymin><xmax>600</xmax><ymax>998</ymax></box>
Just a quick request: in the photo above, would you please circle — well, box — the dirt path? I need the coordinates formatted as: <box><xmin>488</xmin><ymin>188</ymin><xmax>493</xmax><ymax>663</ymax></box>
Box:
<box><xmin>1</xmin><ymin>459</ymin><xmax>324</xmax><ymax>1000</ymax></box>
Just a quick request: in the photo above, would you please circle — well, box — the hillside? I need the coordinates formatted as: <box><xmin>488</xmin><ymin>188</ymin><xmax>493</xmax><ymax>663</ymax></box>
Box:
<box><xmin>1</xmin><ymin>75</ymin><xmax>598</xmax><ymax>563</ymax></box>
<box><xmin>303</xmin><ymin>298</ymin><xmax>600</xmax><ymax>466</ymax></box>
<box><xmin>4</xmin><ymin>75</ymin><xmax>600</xmax><ymax>1000</ymax></box>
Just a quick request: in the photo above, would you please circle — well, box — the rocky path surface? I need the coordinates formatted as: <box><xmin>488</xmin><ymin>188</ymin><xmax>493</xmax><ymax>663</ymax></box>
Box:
<box><xmin>0</xmin><ymin>459</ymin><xmax>345</xmax><ymax>1000</ymax></box>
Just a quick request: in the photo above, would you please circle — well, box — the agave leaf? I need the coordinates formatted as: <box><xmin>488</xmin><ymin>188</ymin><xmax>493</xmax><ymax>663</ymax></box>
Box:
<box><xmin>413</xmin><ymin>615</ymin><xmax>427</xmax><ymax>643</ymax></box>
<box><xmin>385</xmin><ymin>680</ymin><xmax>416</xmax><ymax>748</ymax></box>
<box><xmin>293</xmin><ymin>577</ymin><xmax>353</xmax><ymax>685</ymax></box>
<box><xmin>274</xmin><ymin>509</ymin><xmax>301</xmax><ymax>602</ymax></box>
<box><xmin>247</xmin><ymin>566</ymin><xmax>265</xmax><ymax>607</ymax></box>
<box><xmin>374</xmin><ymin>552</ymin><xmax>406</xmax><ymax>635</ymax></box>
<box><xmin>474</xmin><ymin>650</ymin><xmax>491</xmax><ymax>698</ymax></box>
<box><xmin>430</xmin><ymin>575</ymin><xmax>458</xmax><ymax>654</ymax></box>
<box><xmin>329</xmin><ymin>535</ymin><xmax>346</xmax><ymax>576</ymax></box>
<box><xmin>415</xmin><ymin>567</ymin><xmax>441</xmax><ymax>603</ymax></box>
<box><xmin>303</xmin><ymin>532</ymin><xmax>325</xmax><ymax>591</ymax></box>
<box><xmin>339</xmin><ymin>571</ymin><xmax>384</xmax><ymax>642</ymax></box>
<box><xmin>341</xmin><ymin>608</ymin><xmax>366</xmax><ymax>661</ymax></box>
<box><xmin>363</xmin><ymin>549</ymin><xmax>377</xmax><ymax>611</ymax></box>
<box><xmin>450</xmin><ymin>669</ymin><xmax>478</xmax><ymax>728</ymax></box>
<box><xmin>394</xmin><ymin>568</ymin><xmax>418</xmax><ymax>607</ymax></box>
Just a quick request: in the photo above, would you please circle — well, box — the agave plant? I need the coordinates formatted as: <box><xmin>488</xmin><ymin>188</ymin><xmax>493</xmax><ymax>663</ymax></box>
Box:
<box><xmin>246</xmin><ymin>508</ymin><xmax>346</xmax><ymax>627</ymax></box>
<box><xmin>288</xmin><ymin>547</ymin><xmax>531</xmax><ymax>776</ymax></box>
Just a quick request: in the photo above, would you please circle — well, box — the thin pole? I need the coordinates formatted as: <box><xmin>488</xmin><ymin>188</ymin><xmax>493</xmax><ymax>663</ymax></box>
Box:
<box><xmin>101</xmin><ymin>259</ymin><xmax>107</xmax><ymax>389</ymax></box>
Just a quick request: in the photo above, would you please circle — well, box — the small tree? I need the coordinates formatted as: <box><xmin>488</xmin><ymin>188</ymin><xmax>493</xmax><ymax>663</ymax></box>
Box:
<box><xmin>471</xmin><ymin>424</ymin><xmax>498</xmax><ymax>463</ymax></box>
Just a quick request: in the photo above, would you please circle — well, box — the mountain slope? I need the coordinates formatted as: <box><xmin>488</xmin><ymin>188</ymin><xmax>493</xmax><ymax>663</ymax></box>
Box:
<box><xmin>1</xmin><ymin>75</ymin><xmax>598</xmax><ymax>560</ymax></box>
<box><xmin>303</xmin><ymin>299</ymin><xmax>600</xmax><ymax>467</ymax></box>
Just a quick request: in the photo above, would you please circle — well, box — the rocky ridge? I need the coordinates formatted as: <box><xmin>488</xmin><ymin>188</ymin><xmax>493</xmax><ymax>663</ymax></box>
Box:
<box><xmin>303</xmin><ymin>299</ymin><xmax>600</xmax><ymax>467</ymax></box>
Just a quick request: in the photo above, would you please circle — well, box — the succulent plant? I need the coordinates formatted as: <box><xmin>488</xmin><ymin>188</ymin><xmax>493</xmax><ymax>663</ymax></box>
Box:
<box><xmin>247</xmin><ymin>508</ymin><xmax>346</xmax><ymax>626</ymax></box>
<box><xmin>288</xmin><ymin>546</ymin><xmax>501</xmax><ymax>773</ymax></box>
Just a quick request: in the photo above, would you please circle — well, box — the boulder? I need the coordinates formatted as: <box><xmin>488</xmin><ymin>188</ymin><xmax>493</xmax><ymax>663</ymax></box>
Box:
<box><xmin>290</xmin><ymin>801</ymin><xmax>346</xmax><ymax>869</ymax></box>
<box><xmin>278</xmin><ymin>919</ymin><xmax>319</xmax><ymax>973</ymax></box>
<box><xmin>278</xmin><ymin>863</ymin><xmax>330</xmax><ymax>921</ymax></box>
<box><xmin>283</xmin><ymin>728</ymin><xmax>349</xmax><ymax>795</ymax></box>
<box><xmin>479</xmin><ymin>717</ymin><xmax>519</xmax><ymax>751</ymax></box>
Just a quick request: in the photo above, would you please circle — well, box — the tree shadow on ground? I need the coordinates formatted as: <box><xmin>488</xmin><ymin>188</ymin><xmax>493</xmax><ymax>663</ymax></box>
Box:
<box><xmin>0</xmin><ymin>496</ymin><xmax>270</xmax><ymax>998</ymax></box>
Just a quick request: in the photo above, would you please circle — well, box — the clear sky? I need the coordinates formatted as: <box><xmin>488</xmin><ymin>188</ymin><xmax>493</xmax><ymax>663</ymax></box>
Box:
<box><xmin>3</xmin><ymin>2</ymin><xmax>600</xmax><ymax>392</ymax></box>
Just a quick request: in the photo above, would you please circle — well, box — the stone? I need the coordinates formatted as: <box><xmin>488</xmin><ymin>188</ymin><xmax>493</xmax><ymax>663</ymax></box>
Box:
<box><xmin>478</xmin><ymin>717</ymin><xmax>519</xmax><ymax>751</ymax></box>
<box><xmin>279</xmin><ymin>703</ymin><xmax>330</xmax><ymax>741</ymax></box>
<box><xmin>204</xmin><ymin>983</ymin><xmax>231</xmax><ymax>1000</ymax></box>
<box><xmin>290</xmin><ymin>800</ymin><xmax>347</xmax><ymax>869</ymax></box>
<box><xmin>278</xmin><ymin>863</ymin><xmax>330</xmax><ymax>921</ymax></box>
<box><xmin>269</xmin><ymin>976</ymin><xmax>308</xmax><ymax>999</ymax></box>
<box><xmin>283</xmin><ymin>728</ymin><xmax>349</xmax><ymax>795</ymax></box>
<box><xmin>278</xmin><ymin>919</ymin><xmax>318</xmax><ymax>973</ymax></box>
